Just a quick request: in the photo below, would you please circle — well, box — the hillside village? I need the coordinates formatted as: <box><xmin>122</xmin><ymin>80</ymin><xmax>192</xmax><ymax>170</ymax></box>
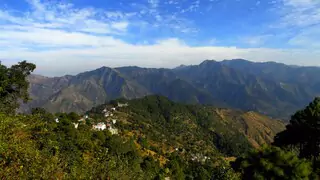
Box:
<box><xmin>55</xmin><ymin>100</ymin><xmax>215</xmax><ymax>164</ymax></box>
<box><xmin>54</xmin><ymin>102</ymin><xmax>129</xmax><ymax>135</ymax></box>
<box><xmin>49</xmin><ymin>96</ymin><xmax>287</xmax><ymax>167</ymax></box>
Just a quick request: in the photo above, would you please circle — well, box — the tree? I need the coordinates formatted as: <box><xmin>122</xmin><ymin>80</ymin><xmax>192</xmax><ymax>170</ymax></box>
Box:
<box><xmin>273</xmin><ymin>97</ymin><xmax>320</xmax><ymax>168</ymax></box>
<box><xmin>210</xmin><ymin>160</ymin><xmax>240</xmax><ymax>180</ymax></box>
<box><xmin>67</xmin><ymin>112</ymin><xmax>80</xmax><ymax>122</ymax></box>
<box><xmin>31</xmin><ymin>107</ymin><xmax>55</xmax><ymax>122</ymax></box>
<box><xmin>231</xmin><ymin>146</ymin><xmax>314</xmax><ymax>180</ymax></box>
<box><xmin>31</xmin><ymin>107</ymin><xmax>47</xmax><ymax>115</ymax></box>
<box><xmin>0</xmin><ymin>61</ymin><xmax>36</xmax><ymax>114</ymax></box>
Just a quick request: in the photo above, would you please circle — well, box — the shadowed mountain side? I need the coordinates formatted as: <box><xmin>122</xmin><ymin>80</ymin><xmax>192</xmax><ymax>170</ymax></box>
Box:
<box><xmin>25</xmin><ymin>59</ymin><xmax>319</xmax><ymax>119</ymax></box>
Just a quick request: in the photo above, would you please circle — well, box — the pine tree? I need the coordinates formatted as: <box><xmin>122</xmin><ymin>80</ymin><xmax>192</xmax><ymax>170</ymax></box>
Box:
<box><xmin>274</xmin><ymin>97</ymin><xmax>320</xmax><ymax>169</ymax></box>
<box><xmin>231</xmin><ymin>146</ymin><xmax>313</xmax><ymax>180</ymax></box>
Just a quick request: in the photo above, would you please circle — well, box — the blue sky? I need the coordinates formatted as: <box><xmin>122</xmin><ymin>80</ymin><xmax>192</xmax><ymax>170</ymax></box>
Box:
<box><xmin>0</xmin><ymin>0</ymin><xmax>320</xmax><ymax>76</ymax></box>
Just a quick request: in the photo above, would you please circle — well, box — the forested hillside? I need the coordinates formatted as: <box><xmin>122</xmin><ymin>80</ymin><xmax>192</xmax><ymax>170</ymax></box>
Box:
<box><xmin>88</xmin><ymin>96</ymin><xmax>285</xmax><ymax>155</ymax></box>
<box><xmin>0</xmin><ymin>95</ymin><xmax>285</xmax><ymax>179</ymax></box>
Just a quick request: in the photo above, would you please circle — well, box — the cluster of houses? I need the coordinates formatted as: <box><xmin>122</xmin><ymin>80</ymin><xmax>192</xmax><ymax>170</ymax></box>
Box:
<box><xmin>102</xmin><ymin>107</ymin><xmax>115</xmax><ymax>117</ymax></box>
<box><xmin>93</xmin><ymin>106</ymin><xmax>119</xmax><ymax>134</ymax></box>
<box><xmin>191</xmin><ymin>153</ymin><xmax>211</xmax><ymax>162</ymax></box>
<box><xmin>91</xmin><ymin>102</ymin><xmax>129</xmax><ymax>134</ymax></box>
<box><xmin>92</xmin><ymin>119</ymin><xmax>118</xmax><ymax>135</ymax></box>
<box><xmin>54</xmin><ymin>102</ymin><xmax>129</xmax><ymax>135</ymax></box>
<box><xmin>173</xmin><ymin>147</ymin><xmax>211</xmax><ymax>163</ymax></box>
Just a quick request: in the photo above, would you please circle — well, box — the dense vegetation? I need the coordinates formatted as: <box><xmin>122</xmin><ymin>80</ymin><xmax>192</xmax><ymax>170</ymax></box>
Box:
<box><xmin>0</xmin><ymin>61</ymin><xmax>241</xmax><ymax>179</ymax></box>
<box><xmin>232</xmin><ymin>97</ymin><xmax>320</xmax><ymax>179</ymax></box>
<box><xmin>0</xmin><ymin>61</ymin><xmax>35</xmax><ymax>114</ymax></box>
<box><xmin>1</xmin><ymin>61</ymin><xmax>320</xmax><ymax>179</ymax></box>
<box><xmin>231</xmin><ymin>146</ymin><xmax>315</xmax><ymax>179</ymax></box>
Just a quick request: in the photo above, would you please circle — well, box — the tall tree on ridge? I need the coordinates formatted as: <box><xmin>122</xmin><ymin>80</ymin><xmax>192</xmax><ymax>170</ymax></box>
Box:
<box><xmin>0</xmin><ymin>60</ymin><xmax>36</xmax><ymax>114</ymax></box>
<box><xmin>273</xmin><ymin>97</ymin><xmax>320</xmax><ymax>169</ymax></box>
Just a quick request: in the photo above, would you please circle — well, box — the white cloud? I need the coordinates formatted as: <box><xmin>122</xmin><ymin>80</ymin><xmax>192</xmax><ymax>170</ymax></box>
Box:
<box><xmin>0</xmin><ymin>27</ymin><xmax>125</xmax><ymax>47</ymax></box>
<box><xmin>288</xmin><ymin>25</ymin><xmax>320</xmax><ymax>48</ymax></box>
<box><xmin>242</xmin><ymin>35</ymin><xmax>273</xmax><ymax>46</ymax></box>
<box><xmin>1</xmin><ymin>0</ymin><xmax>320</xmax><ymax>77</ymax></box>
<box><xmin>283</xmin><ymin>0</ymin><xmax>315</xmax><ymax>7</ymax></box>
<box><xmin>278</xmin><ymin>0</ymin><xmax>320</xmax><ymax>28</ymax></box>
<box><xmin>148</xmin><ymin>0</ymin><xmax>160</xmax><ymax>9</ymax></box>
<box><xmin>208</xmin><ymin>38</ymin><xmax>218</xmax><ymax>45</ymax></box>
<box><xmin>111</xmin><ymin>22</ymin><xmax>129</xmax><ymax>31</ymax></box>
<box><xmin>105</xmin><ymin>11</ymin><xmax>137</xmax><ymax>19</ymax></box>
<box><xmin>269</xmin><ymin>0</ymin><xmax>320</xmax><ymax>49</ymax></box>
<box><xmin>181</xmin><ymin>0</ymin><xmax>201</xmax><ymax>13</ymax></box>
<box><xmin>0</xmin><ymin>0</ymin><xmax>129</xmax><ymax>35</ymax></box>
<box><xmin>2</xmin><ymin>37</ymin><xmax>320</xmax><ymax>76</ymax></box>
<box><xmin>155</xmin><ymin>38</ymin><xmax>187</xmax><ymax>46</ymax></box>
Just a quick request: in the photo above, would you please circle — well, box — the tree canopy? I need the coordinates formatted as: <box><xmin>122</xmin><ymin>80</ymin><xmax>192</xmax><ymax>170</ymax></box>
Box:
<box><xmin>273</xmin><ymin>97</ymin><xmax>320</xmax><ymax>167</ymax></box>
<box><xmin>0</xmin><ymin>61</ymin><xmax>36</xmax><ymax>114</ymax></box>
<box><xmin>231</xmin><ymin>146</ymin><xmax>314</xmax><ymax>180</ymax></box>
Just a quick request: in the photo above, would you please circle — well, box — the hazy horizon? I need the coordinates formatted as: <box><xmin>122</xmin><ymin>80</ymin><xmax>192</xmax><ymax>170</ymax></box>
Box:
<box><xmin>1</xmin><ymin>0</ymin><xmax>320</xmax><ymax>76</ymax></box>
<box><xmin>24</xmin><ymin>59</ymin><xmax>320</xmax><ymax>77</ymax></box>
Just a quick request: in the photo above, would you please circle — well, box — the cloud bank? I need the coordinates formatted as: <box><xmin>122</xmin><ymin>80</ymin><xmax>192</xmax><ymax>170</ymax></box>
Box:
<box><xmin>0</xmin><ymin>0</ymin><xmax>320</xmax><ymax>76</ymax></box>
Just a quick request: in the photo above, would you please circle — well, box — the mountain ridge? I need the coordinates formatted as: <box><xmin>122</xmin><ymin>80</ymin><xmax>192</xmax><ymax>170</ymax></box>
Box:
<box><xmin>25</xmin><ymin>59</ymin><xmax>320</xmax><ymax>119</ymax></box>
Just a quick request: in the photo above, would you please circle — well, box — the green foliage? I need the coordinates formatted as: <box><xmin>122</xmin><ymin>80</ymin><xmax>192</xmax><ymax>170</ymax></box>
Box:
<box><xmin>116</xmin><ymin>95</ymin><xmax>254</xmax><ymax>157</ymax></box>
<box><xmin>214</xmin><ymin>133</ymin><xmax>252</xmax><ymax>157</ymax></box>
<box><xmin>0</xmin><ymin>60</ymin><xmax>305</xmax><ymax>179</ymax></box>
<box><xmin>210</xmin><ymin>160</ymin><xmax>240</xmax><ymax>180</ymax></box>
<box><xmin>232</xmin><ymin>146</ymin><xmax>314</xmax><ymax>180</ymax></box>
<box><xmin>3</xmin><ymin>111</ymin><xmax>236</xmax><ymax>179</ymax></box>
<box><xmin>0</xmin><ymin>113</ymin><xmax>163</xmax><ymax>179</ymax></box>
<box><xmin>0</xmin><ymin>61</ymin><xmax>36</xmax><ymax>114</ymax></box>
<box><xmin>166</xmin><ymin>155</ymin><xmax>186</xmax><ymax>180</ymax></box>
<box><xmin>274</xmin><ymin>97</ymin><xmax>320</xmax><ymax>168</ymax></box>
<box><xmin>67</xmin><ymin>112</ymin><xmax>81</xmax><ymax>122</ymax></box>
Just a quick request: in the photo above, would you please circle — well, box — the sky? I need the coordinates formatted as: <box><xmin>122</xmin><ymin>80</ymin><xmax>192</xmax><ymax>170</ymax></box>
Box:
<box><xmin>0</xmin><ymin>0</ymin><xmax>320</xmax><ymax>76</ymax></box>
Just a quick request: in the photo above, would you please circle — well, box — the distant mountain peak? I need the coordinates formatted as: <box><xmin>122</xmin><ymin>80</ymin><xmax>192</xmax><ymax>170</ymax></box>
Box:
<box><xmin>76</xmin><ymin>66</ymin><xmax>119</xmax><ymax>78</ymax></box>
<box><xmin>96</xmin><ymin>66</ymin><xmax>113</xmax><ymax>72</ymax></box>
<box><xmin>226</xmin><ymin>59</ymin><xmax>251</xmax><ymax>63</ymax></box>
<box><xmin>199</xmin><ymin>60</ymin><xmax>218</xmax><ymax>65</ymax></box>
<box><xmin>174</xmin><ymin>64</ymin><xmax>188</xmax><ymax>69</ymax></box>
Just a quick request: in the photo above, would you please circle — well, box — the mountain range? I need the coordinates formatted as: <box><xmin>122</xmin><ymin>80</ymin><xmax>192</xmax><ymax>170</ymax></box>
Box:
<box><xmin>25</xmin><ymin>59</ymin><xmax>320</xmax><ymax>119</ymax></box>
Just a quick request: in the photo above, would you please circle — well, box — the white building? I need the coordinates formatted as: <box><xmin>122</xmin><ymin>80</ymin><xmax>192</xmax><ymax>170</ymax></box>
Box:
<box><xmin>111</xmin><ymin>107</ymin><xmax>116</xmax><ymax>111</ymax></box>
<box><xmin>108</xmin><ymin>127</ymin><xmax>118</xmax><ymax>135</ymax></box>
<box><xmin>93</xmin><ymin>123</ymin><xmax>106</xmax><ymax>131</ymax></box>
<box><xmin>73</xmin><ymin>123</ymin><xmax>79</xmax><ymax>129</ymax></box>
<box><xmin>117</xmin><ymin>102</ymin><xmax>128</xmax><ymax>107</ymax></box>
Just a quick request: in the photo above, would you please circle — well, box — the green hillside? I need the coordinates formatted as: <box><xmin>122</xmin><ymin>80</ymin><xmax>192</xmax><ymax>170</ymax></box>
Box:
<box><xmin>88</xmin><ymin>96</ymin><xmax>285</xmax><ymax>156</ymax></box>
